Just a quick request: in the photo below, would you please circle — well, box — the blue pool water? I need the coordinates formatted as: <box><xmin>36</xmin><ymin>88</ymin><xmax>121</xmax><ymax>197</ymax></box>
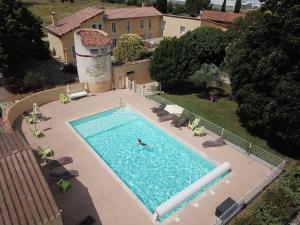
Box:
<box><xmin>70</xmin><ymin>106</ymin><xmax>223</xmax><ymax>219</ymax></box>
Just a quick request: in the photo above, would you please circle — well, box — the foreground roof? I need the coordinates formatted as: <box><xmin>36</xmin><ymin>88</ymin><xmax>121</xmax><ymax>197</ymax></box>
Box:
<box><xmin>45</xmin><ymin>7</ymin><xmax>104</xmax><ymax>36</ymax></box>
<box><xmin>0</xmin><ymin>132</ymin><xmax>60</xmax><ymax>225</ymax></box>
<box><xmin>104</xmin><ymin>7</ymin><xmax>162</xmax><ymax>20</ymax></box>
<box><xmin>77</xmin><ymin>29</ymin><xmax>112</xmax><ymax>47</ymax></box>
<box><xmin>199</xmin><ymin>10</ymin><xmax>245</xmax><ymax>23</ymax></box>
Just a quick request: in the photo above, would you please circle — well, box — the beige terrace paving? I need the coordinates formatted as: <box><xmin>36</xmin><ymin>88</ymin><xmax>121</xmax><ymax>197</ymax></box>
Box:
<box><xmin>17</xmin><ymin>90</ymin><xmax>272</xmax><ymax>225</ymax></box>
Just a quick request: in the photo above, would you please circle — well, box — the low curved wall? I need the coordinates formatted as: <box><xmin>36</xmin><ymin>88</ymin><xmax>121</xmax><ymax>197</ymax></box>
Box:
<box><xmin>4</xmin><ymin>83</ymin><xmax>86</xmax><ymax>128</ymax></box>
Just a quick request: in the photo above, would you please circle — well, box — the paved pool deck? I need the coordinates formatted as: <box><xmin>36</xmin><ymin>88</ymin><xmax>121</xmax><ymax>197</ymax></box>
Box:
<box><xmin>19</xmin><ymin>90</ymin><xmax>272</xmax><ymax>225</ymax></box>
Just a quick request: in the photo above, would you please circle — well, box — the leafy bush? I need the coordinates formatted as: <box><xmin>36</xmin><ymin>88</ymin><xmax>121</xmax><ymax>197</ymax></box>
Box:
<box><xmin>190</xmin><ymin>64</ymin><xmax>222</xmax><ymax>96</ymax></box>
<box><xmin>62</xmin><ymin>63</ymin><xmax>77</xmax><ymax>74</ymax></box>
<box><xmin>113</xmin><ymin>34</ymin><xmax>148</xmax><ymax>62</ymax></box>
<box><xmin>23</xmin><ymin>70</ymin><xmax>48</xmax><ymax>91</ymax></box>
<box><xmin>233</xmin><ymin>165</ymin><xmax>300</xmax><ymax>225</ymax></box>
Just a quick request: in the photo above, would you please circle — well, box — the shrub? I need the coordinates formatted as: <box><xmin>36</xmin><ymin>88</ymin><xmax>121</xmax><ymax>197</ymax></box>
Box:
<box><xmin>62</xmin><ymin>63</ymin><xmax>77</xmax><ymax>74</ymax></box>
<box><xmin>113</xmin><ymin>34</ymin><xmax>148</xmax><ymax>62</ymax></box>
<box><xmin>23</xmin><ymin>70</ymin><xmax>48</xmax><ymax>91</ymax></box>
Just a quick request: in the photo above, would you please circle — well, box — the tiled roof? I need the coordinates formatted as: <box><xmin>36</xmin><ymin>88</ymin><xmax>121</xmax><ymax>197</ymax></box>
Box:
<box><xmin>45</xmin><ymin>7</ymin><xmax>104</xmax><ymax>36</ymax></box>
<box><xmin>0</xmin><ymin>132</ymin><xmax>60</xmax><ymax>225</ymax></box>
<box><xmin>77</xmin><ymin>29</ymin><xmax>112</xmax><ymax>47</ymax></box>
<box><xmin>199</xmin><ymin>10</ymin><xmax>245</xmax><ymax>24</ymax></box>
<box><xmin>104</xmin><ymin>7</ymin><xmax>162</xmax><ymax>20</ymax></box>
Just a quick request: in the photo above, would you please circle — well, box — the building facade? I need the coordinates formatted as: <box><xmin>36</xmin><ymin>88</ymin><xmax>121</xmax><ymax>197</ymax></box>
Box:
<box><xmin>45</xmin><ymin>7</ymin><xmax>163</xmax><ymax>64</ymax></box>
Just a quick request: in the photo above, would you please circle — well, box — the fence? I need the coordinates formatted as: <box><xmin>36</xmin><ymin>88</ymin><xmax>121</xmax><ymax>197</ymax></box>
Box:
<box><xmin>147</xmin><ymin>94</ymin><xmax>284</xmax><ymax>168</ymax></box>
<box><xmin>145</xmin><ymin>94</ymin><xmax>286</xmax><ymax>224</ymax></box>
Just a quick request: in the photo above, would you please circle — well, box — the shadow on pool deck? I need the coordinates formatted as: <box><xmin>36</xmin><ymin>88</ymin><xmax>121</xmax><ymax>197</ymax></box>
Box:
<box><xmin>40</xmin><ymin>165</ymin><xmax>103</xmax><ymax>225</ymax></box>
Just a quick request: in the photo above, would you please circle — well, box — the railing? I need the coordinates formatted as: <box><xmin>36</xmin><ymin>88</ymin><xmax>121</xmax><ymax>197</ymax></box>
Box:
<box><xmin>146</xmin><ymin>94</ymin><xmax>286</xmax><ymax>224</ymax></box>
<box><xmin>147</xmin><ymin>94</ymin><xmax>284</xmax><ymax>168</ymax></box>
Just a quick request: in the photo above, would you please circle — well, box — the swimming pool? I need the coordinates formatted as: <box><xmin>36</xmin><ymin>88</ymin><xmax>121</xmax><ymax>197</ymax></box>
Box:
<box><xmin>70</xmin><ymin>106</ymin><xmax>224</xmax><ymax>220</ymax></box>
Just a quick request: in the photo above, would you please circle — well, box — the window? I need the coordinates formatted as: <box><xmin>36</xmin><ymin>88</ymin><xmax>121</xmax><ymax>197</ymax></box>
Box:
<box><xmin>98</xmin><ymin>24</ymin><xmax>102</xmax><ymax>30</ymax></box>
<box><xmin>112</xmin><ymin>38</ymin><xmax>117</xmax><ymax>48</ymax></box>
<box><xmin>140</xmin><ymin>20</ymin><xmax>144</xmax><ymax>29</ymax></box>
<box><xmin>90</xmin><ymin>49</ymin><xmax>99</xmax><ymax>56</ymax></box>
<box><xmin>180</xmin><ymin>26</ymin><xmax>186</xmax><ymax>35</ymax></box>
<box><xmin>91</xmin><ymin>24</ymin><xmax>97</xmax><ymax>29</ymax></box>
<box><xmin>100</xmin><ymin>48</ymin><xmax>108</xmax><ymax>55</ymax></box>
<box><xmin>148</xmin><ymin>19</ymin><xmax>152</xmax><ymax>31</ymax></box>
<box><xmin>112</xmin><ymin>23</ymin><xmax>117</xmax><ymax>33</ymax></box>
<box><xmin>126</xmin><ymin>21</ymin><xmax>131</xmax><ymax>33</ymax></box>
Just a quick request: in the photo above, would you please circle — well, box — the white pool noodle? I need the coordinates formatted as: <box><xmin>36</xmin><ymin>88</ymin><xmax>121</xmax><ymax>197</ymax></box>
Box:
<box><xmin>154</xmin><ymin>162</ymin><xmax>231</xmax><ymax>219</ymax></box>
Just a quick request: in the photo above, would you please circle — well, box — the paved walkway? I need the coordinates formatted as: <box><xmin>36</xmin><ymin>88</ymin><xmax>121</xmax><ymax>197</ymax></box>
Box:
<box><xmin>20</xmin><ymin>90</ymin><xmax>271</xmax><ymax>225</ymax></box>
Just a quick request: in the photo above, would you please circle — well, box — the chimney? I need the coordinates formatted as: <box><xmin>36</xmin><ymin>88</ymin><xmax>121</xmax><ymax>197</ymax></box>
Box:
<box><xmin>51</xmin><ymin>11</ymin><xmax>57</xmax><ymax>26</ymax></box>
<box><xmin>141</xmin><ymin>2</ymin><xmax>146</xmax><ymax>7</ymax></box>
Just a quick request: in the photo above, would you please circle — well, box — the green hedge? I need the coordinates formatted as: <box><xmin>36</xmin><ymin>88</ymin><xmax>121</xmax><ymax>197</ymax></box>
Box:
<box><xmin>233</xmin><ymin>165</ymin><xmax>300</xmax><ymax>225</ymax></box>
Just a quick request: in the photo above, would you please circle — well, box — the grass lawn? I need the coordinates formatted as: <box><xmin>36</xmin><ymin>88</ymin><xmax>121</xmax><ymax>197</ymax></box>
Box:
<box><xmin>161</xmin><ymin>93</ymin><xmax>277</xmax><ymax>153</ymax></box>
<box><xmin>23</xmin><ymin>0</ymin><xmax>132</xmax><ymax>26</ymax></box>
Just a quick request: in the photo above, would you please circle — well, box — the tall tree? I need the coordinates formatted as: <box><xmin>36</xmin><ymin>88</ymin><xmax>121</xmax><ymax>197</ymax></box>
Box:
<box><xmin>221</xmin><ymin>0</ymin><xmax>227</xmax><ymax>12</ymax></box>
<box><xmin>180</xmin><ymin>27</ymin><xmax>228</xmax><ymax>77</ymax></box>
<box><xmin>225</xmin><ymin>1</ymin><xmax>300</xmax><ymax>153</ymax></box>
<box><xmin>155</xmin><ymin>0</ymin><xmax>167</xmax><ymax>13</ymax></box>
<box><xmin>185</xmin><ymin>0</ymin><xmax>211</xmax><ymax>16</ymax></box>
<box><xmin>0</xmin><ymin>0</ymin><xmax>49</xmax><ymax>78</ymax></box>
<box><xmin>149</xmin><ymin>38</ymin><xmax>185</xmax><ymax>88</ymax></box>
<box><xmin>233</xmin><ymin>0</ymin><xmax>241</xmax><ymax>13</ymax></box>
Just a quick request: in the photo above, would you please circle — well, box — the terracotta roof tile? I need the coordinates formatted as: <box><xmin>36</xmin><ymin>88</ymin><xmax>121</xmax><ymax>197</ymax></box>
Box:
<box><xmin>104</xmin><ymin>7</ymin><xmax>162</xmax><ymax>20</ymax></box>
<box><xmin>199</xmin><ymin>10</ymin><xmax>245</xmax><ymax>24</ymax></box>
<box><xmin>77</xmin><ymin>29</ymin><xmax>112</xmax><ymax>47</ymax></box>
<box><xmin>0</xmin><ymin>132</ymin><xmax>60</xmax><ymax>225</ymax></box>
<box><xmin>45</xmin><ymin>7</ymin><xmax>104</xmax><ymax>36</ymax></box>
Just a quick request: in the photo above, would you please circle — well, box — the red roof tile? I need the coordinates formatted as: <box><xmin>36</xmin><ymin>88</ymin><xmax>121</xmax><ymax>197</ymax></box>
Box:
<box><xmin>104</xmin><ymin>7</ymin><xmax>162</xmax><ymax>20</ymax></box>
<box><xmin>199</xmin><ymin>10</ymin><xmax>244</xmax><ymax>24</ymax></box>
<box><xmin>45</xmin><ymin>7</ymin><xmax>104</xmax><ymax>36</ymax></box>
<box><xmin>77</xmin><ymin>29</ymin><xmax>112</xmax><ymax>47</ymax></box>
<box><xmin>0</xmin><ymin>132</ymin><xmax>60</xmax><ymax>225</ymax></box>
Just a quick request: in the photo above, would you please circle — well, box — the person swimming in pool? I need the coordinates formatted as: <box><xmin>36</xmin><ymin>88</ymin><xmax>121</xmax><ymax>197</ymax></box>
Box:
<box><xmin>137</xmin><ymin>138</ymin><xmax>147</xmax><ymax>147</ymax></box>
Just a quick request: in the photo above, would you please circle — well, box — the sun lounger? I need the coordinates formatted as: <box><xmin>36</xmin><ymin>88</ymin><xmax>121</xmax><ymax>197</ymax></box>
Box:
<box><xmin>37</xmin><ymin>146</ymin><xmax>54</xmax><ymax>159</ymax></box>
<box><xmin>188</xmin><ymin>118</ymin><xmax>200</xmax><ymax>130</ymax></box>
<box><xmin>202</xmin><ymin>135</ymin><xmax>225</xmax><ymax>148</ymax></box>
<box><xmin>151</xmin><ymin>103</ymin><xmax>166</xmax><ymax>112</ymax></box>
<box><xmin>45</xmin><ymin>156</ymin><xmax>73</xmax><ymax>168</ymax></box>
<box><xmin>193</xmin><ymin>126</ymin><xmax>206</xmax><ymax>136</ymax></box>
<box><xmin>49</xmin><ymin>170</ymin><xmax>79</xmax><ymax>181</ymax></box>
<box><xmin>79</xmin><ymin>215</ymin><xmax>96</xmax><ymax>225</ymax></box>
<box><xmin>56</xmin><ymin>179</ymin><xmax>71</xmax><ymax>192</ymax></box>
<box><xmin>171</xmin><ymin>115</ymin><xmax>189</xmax><ymax>128</ymax></box>
<box><xmin>156</xmin><ymin>109</ymin><xmax>170</xmax><ymax>117</ymax></box>
<box><xmin>59</xmin><ymin>93</ymin><xmax>70</xmax><ymax>104</ymax></box>
<box><xmin>159</xmin><ymin>113</ymin><xmax>174</xmax><ymax>122</ymax></box>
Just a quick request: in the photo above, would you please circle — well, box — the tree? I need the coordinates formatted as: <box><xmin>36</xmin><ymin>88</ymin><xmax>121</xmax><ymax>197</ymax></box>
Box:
<box><xmin>113</xmin><ymin>34</ymin><xmax>147</xmax><ymax>62</ymax></box>
<box><xmin>179</xmin><ymin>27</ymin><xmax>228</xmax><ymax>77</ymax></box>
<box><xmin>233</xmin><ymin>0</ymin><xmax>241</xmax><ymax>13</ymax></box>
<box><xmin>225</xmin><ymin>0</ymin><xmax>300</xmax><ymax>152</ymax></box>
<box><xmin>0</xmin><ymin>0</ymin><xmax>49</xmax><ymax>81</ymax></box>
<box><xmin>221</xmin><ymin>0</ymin><xmax>226</xmax><ymax>12</ymax></box>
<box><xmin>185</xmin><ymin>0</ymin><xmax>211</xmax><ymax>16</ymax></box>
<box><xmin>155</xmin><ymin>0</ymin><xmax>167</xmax><ymax>13</ymax></box>
<box><xmin>167</xmin><ymin>1</ymin><xmax>174</xmax><ymax>14</ymax></box>
<box><xmin>190</xmin><ymin>64</ymin><xmax>222</xmax><ymax>96</ymax></box>
<box><xmin>149</xmin><ymin>38</ymin><xmax>185</xmax><ymax>88</ymax></box>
